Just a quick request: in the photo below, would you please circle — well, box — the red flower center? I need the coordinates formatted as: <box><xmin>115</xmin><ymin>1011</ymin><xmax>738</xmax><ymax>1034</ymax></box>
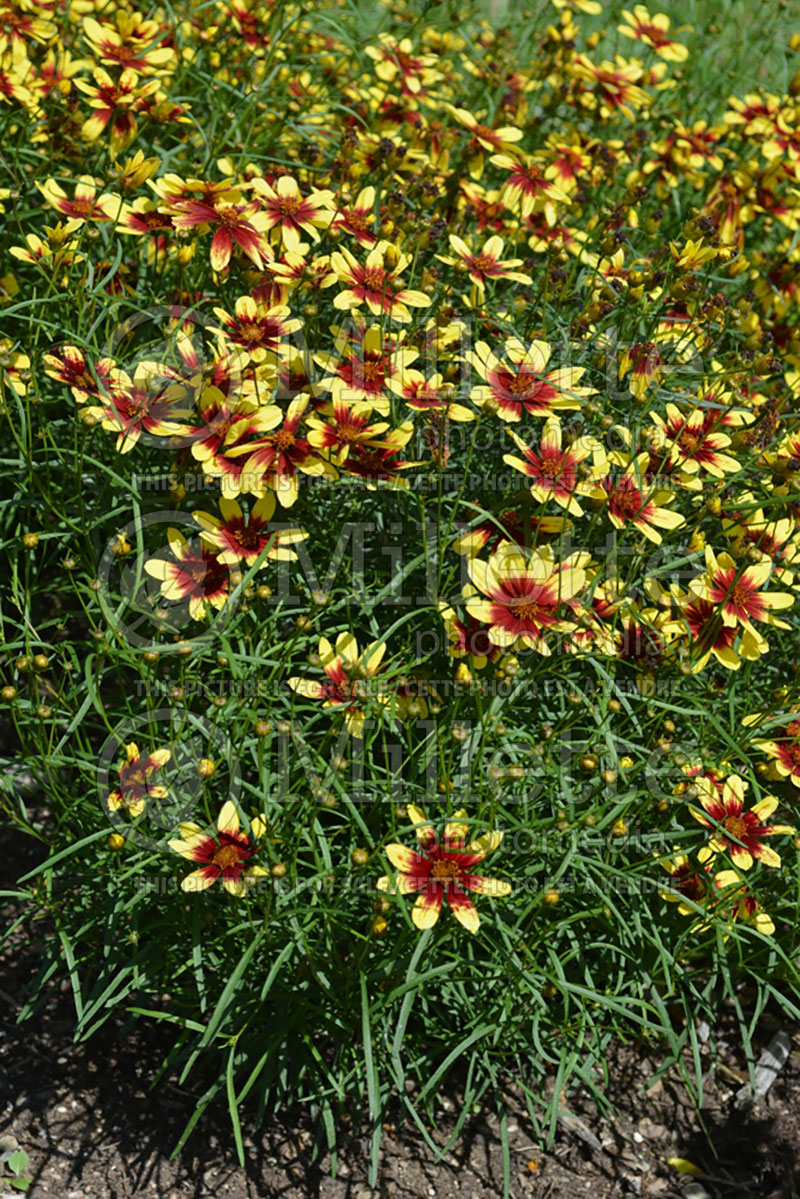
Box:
<box><xmin>472</xmin><ymin>253</ymin><xmax>496</xmax><ymax>272</ymax></box>
<box><xmin>609</xmin><ymin>486</ymin><xmax>642</xmax><ymax>517</ymax></box>
<box><xmin>277</xmin><ymin>195</ymin><xmax>300</xmax><ymax>217</ymax></box>
<box><xmin>273</xmin><ymin>429</ymin><xmax>295</xmax><ymax>449</ymax></box>
<box><xmin>216</xmin><ymin>204</ymin><xmax>242</xmax><ymax>228</ymax></box>
<box><xmin>213</xmin><ymin>844</ymin><xmax>241</xmax><ymax>869</ymax></box>
<box><xmin>362</xmin><ymin>267</ymin><xmax>387</xmax><ymax>290</ymax></box>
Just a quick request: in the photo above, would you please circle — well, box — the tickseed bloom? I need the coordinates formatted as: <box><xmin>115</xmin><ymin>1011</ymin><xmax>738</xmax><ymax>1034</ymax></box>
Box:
<box><xmin>168</xmin><ymin>801</ymin><xmax>268</xmax><ymax>896</ymax></box>
<box><xmin>445</xmin><ymin>106</ymin><xmax>524</xmax><ymax>177</ymax></box>
<box><xmin>570</xmin><ymin>54</ymin><xmax>650</xmax><ymax>121</ymax></box>
<box><xmin>690</xmin><ymin>773</ymin><xmax>795</xmax><ymax>870</ymax></box>
<box><xmin>107</xmin><ymin>742</ymin><xmax>171</xmax><ymax>818</ymax></box>
<box><xmin>193</xmin><ymin>495</ymin><xmax>306</xmax><ymax>567</ymax></box>
<box><xmin>331</xmin><ymin>185</ymin><xmax>378</xmax><ymax>247</ymax></box>
<box><xmin>666</xmin><ymin>591</ymin><xmax>763</xmax><ymax>672</ymax></box>
<box><xmin>711</xmin><ymin>871</ymin><xmax>775</xmax><ymax>937</ymax></box>
<box><xmin>288</xmin><ymin>631</ymin><xmax>387</xmax><ymax>739</ymax></box>
<box><xmin>437</xmin><ymin>234</ymin><xmax>533</xmax><ymax>294</ymax></box>
<box><xmin>591</xmin><ymin>454</ymin><xmax>685</xmax><ymax>544</ymax></box>
<box><xmin>250</xmin><ymin>175</ymin><xmax>335</xmax><ymax>249</ymax></box>
<box><xmin>43</xmin><ymin>344</ymin><xmax>114</xmax><ymax>405</ymax></box>
<box><xmin>74</xmin><ymin>67</ymin><xmax>160</xmax><ymax>157</ymax></box>
<box><xmin>466</xmin><ymin>541</ymin><xmax>588</xmax><ymax>654</ymax></box>
<box><xmin>328</xmin><ymin>241</ymin><xmax>431</xmax><ymax>322</ymax></box>
<box><xmin>752</xmin><ymin>716</ymin><xmax>800</xmax><ymax>788</ymax></box>
<box><xmin>391</xmin><ymin>372</ymin><xmax>476</xmax><ymax>422</ymax></box>
<box><xmin>618</xmin><ymin>7</ymin><xmax>689</xmax><ymax>61</ymax></box>
<box><xmin>212</xmin><ymin>296</ymin><xmax>301</xmax><ymax>364</ymax></box>
<box><xmin>226</xmin><ymin>394</ymin><xmax>337</xmax><ymax>507</ymax></box>
<box><xmin>306</xmin><ymin>400</ymin><xmax>400</xmax><ymax>465</ymax></box>
<box><xmin>490</xmin><ymin>154</ymin><xmax>570</xmax><ymax>224</ymax></box>
<box><xmin>82</xmin><ymin>14</ymin><xmax>177</xmax><ymax>74</ymax></box>
<box><xmin>503</xmin><ymin>419</ymin><xmax>606</xmax><ymax>515</ymax></box>
<box><xmin>144</xmin><ymin>529</ymin><xmax>229</xmax><ymax>621</ymax></box>
<box><xmin>316</xmin><ymin>323</ymin><xmax>417</xmax><ymax>413</ymax></box>
<box><xmin>171</xmin><ymin>191</ymin><xmax>271</xmax><ymax>272</ymax></box>
<box><xmin>659</xmin><ymin>851</ymin><xmax>714</xmax><ymax>916</ymax></box>
<box><xmin>690</xmin><ymin>547</ymin><xmax>795</xmax><ymax>649</ymax></box>
<box><xmin>377</xmin><ymin>805</ymin><xmax>511</xmax><ymax>933</ymax></box>
<box><xmin>467</xmin><ymin>338</ymin><xmax>595</xmax><ymax>422</ymax></box>
<box><xmin>37</xmin><ymin>176</ymin><xmax>123</xmax><ymax>224</ymax></box>
<box><xmin>648</xmin><ymin>404</ymin><xmax>740</xmax><ymax>480</ymax></box>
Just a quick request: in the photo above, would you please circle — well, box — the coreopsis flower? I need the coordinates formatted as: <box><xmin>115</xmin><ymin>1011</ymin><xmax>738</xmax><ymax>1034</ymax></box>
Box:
<box><xmin>377</xmin><ymin>805</ymin><xmax>511</xmax><ymax>932</ymax></box>
<box><xmin>619</xmin><ymin>342</ymin><xmax>663</xmax><ymax>399</ymax></box>
<box><xmin>503</xmin><ymin>419</ymin><xmax>606</xmax><ymax>515</ymax></box>
<box><xmin>437</xmin><ymin>234</ymin><xmax>533</xmax><ymax>294</ymax></box>
<box><xmin>168</xmin><ymin>801</ymin><xmax>268</xmax><ymax>896</ymax></box>
<box><xmin>666</xmin><ymin>592</ymin><xmax>764</xmax><ymax>673</ymax></box>
<box><xmin>74</xmin><ymin>68</ymin><xmax>160</xmax><ymax>157</ymax></box>
<box><xmin>0</xmin><ymin>5</ymin><xmax>56</xmax><ymax>53</ymax></box>
<box><xmin>570</xmin><ymin>54</ymin><xmax>649</xmax><ymax>120</ymax></box>
<box><xmin>445</xmin><ymin>105</ymin><xmax>523</xmax><ymax>178</ymax></box>
<box><xmin>43</xmin><ymin>344</ymin><xmax>114</xmax><ymax>405</ymax></box>
<box><xmin>171</xmin><ymin>191</ymin><xmax>271</xmax><ymax>272</ymax></box>
<box><xmin>467</xmin><ymin>338</ymin><xmax>595</xmax><ymax>422</ymax></box>
<box><xmin>108</xmin><ymin>743</ymin><xmax>171</xmax><ymax>818</ymax></box>
<box><xmin>10</xmin><ymin>225</ymin><xmax>84</xmax><ymax>271</ymax></box>
<box><xmin>365</xmin><ymin>33</ymin><xmax>442</xmax><ymax>95</ymax></box>
<box><xmin>306</xmin><ymin>400</ymin><xmax>395</xmax><ymax>465</ymax></box>
<box><xmin>331</xmin><ymin>185</ymin><xmax>378</xmax><ymax>247</ymax></box>
<box><xmin>0</xmin><ymin>50</ymin><xmax>34</xmax><ymax>109</ymax></box>
<box><xmin>659</xmin><ymin>851</ymin><xmax>714</xmax><ymax>916</ymax></box>
<box><xmin>226</xmin><ymin>394</ymin><xmax>336</xmax><ymax>507</ymax></box>
<box><xmin>193</xmin><ymin>494</ymin><xmax>306</xmax><ymax>566</ymax></box>
<box><xmin>288</xmin><ymin>631</ymin><xmax>387</xmax><ymax>738</ymax></box>
<box><xmin>490</xmin><ymin>154</ymin><xmax>570</xmax><ymax>224</ymax></box>
<box><xmin>250</xmin><ymin>175</ymin><xmax>335</xmax><ymax>249</ymax></box>
<box><xmin>648</xmin><ymin>403</ymin><xmax>741</xmax><ymax>479</ymax></box>
<box><xmin>591</xmin><ymin>455</ymin><xmax>685</xmax><ymax>544</ymax></box>
<box><xmin>466</xmin><ymin>541</ymin><xmax>587</xmax><ymax>654</ymax></box>
<box><xmin>689</xmin><ymin>547</ymin><xmax>794</xmax><ymax>649</ymax></box>
<box><xmin>82</xmin><ymin>14</ymin><xmax>176</xmax><ymax>74</ymax></box>
<box><xmin>618</xmin><ymin>7</ymin><xmax>689</xmax><ymax>61</ymax></box>
<box><xmin>438</xmin><ymin>604</ymin><xmax>505</xmax><ymax>670</ymax></box>
<box><xmin>110</xmin><ymin>150</ymin><xmax>161</xmax><ymax>193</ymax></box>
<box><xmin>340</xmin><ymin>440</ymin><xmax>418</xmax><ymax>489</ymax></box>
<box><xmin>144</xmin><ymin>529</ymin><xmax>230</xmax><ymax>621</ymax></box>
<box><xmin>0</xmin><ymin>339</ymin><xmax>30</xmax><ymax>397</ymax></box>
<box><xmin>711</xmin><ymin>870</ymin><xmax>775</xmax><ymax>937</ymax></box>
<box><xmin>328</xmin><ymin>241</ymin><xmax>431</xmax><ymax>323</ymax></box>
<box><xmin>752</xmin><ymin>716</ymin><xmax>800</xmax><ymax>788</ymax></box>
<box><xmin>37</xmin><ymin>176</ymin><xmax>123</xmax><ymax>224</ymax></box>
<box><xmin>212</xmin><ymin>296</ymin><xmax>301</xmax><ymax>364</ymax></box>
<box><xmin>391</xmin><ymin>371</ymin><xmax>476</xmax><ymax>422</ymax></box>
<box><xmin>92</xmin><ymin>362</ymin><xmax>194</xmax><ymax>453</ymax></box>
<box><xmin>316</xmin><ymin>322</ymin><xmax>417</xmax><ymax>413</ymax></box>
<box><xmin>690</xmin><ymin>773</ymin><xmax>795</xmax><ymax>870</ymax></box>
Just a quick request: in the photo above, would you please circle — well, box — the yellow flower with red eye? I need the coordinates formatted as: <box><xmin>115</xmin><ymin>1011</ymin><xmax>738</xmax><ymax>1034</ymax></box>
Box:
<box><xmin>489</xmin><ymin>153</ymin><xmax>570</xmax><ymax>224</ymax></box>
<box><xmin>249</xmin><ymin>174</ymin><xmax>335</xmax><ymax>250</ymax></box>
<box><xmin>437</xmin><ymin>234</ymin><xmax>532</xmax><ymax>294</ymax></box>
<box><xmin>0</xmin><ymin>339</ymin><xmax>31</xmax><ymax>397</ymax></box>
<box><xmin>43</xmin><ymin>344</ymin><xmax>114</xmax><ymax>405</ymax></box>
<box><xmin>108</xmin><ymin>742</ymin><xmax>171</xmax><ymax>818</ymax></box>
<box><xmin>618</xmin><ymin>6</ymin><xmax>689</xmax><ymax>61</ymax></box>
<box><xmin>444</xmin><ymin>105</ymin><xmax>523</xmax><ymax>178</ymax></box>
<box><xmin>391</xmin><ymin>371</ymin><xmax>476</xmax><ymax>423</ymax></box>
<box><xmin>82</xmin><ymin>13</ymin><xmax>177</xmax><ymax>74</ymax></box>
<box><xmin>467</xmin><ymin>337</ymin><xmax>595</xmax><ymax>422</ymax></box>
<box><xmin>365</xmin><ymin>33</ymin><xmax>442</xmax><ymax>95</ymax></box>
<box><xmin>306</xmin><ymin>399</ymin><xmax>398</xmax><ymax>466</ymax></box>
<box><xmin>503</xmin><ymin>419</ymin><xmax>607</xmax><ymax>516</ymax></box>
<box><xmin>37</xmin><ymin>176</ymin><xmax>123</xmax><ymax>224</ymax></box>
<box><xmin>569</xmin><ymin>54</ymin><xmax>649</xmax><ymax>121</ymax></box>
<box><xmin>466</xmin><ymin>540</ymin><xmax>588</xmax><ymax>655</ymax></box>
<box><xmin>711</xmin><ymin>871</ymin><xmax>775</xmax><ymax>938</ymax></box>
<box><xmin>659</xmin><ymin>850</ymin><xmax>715</xmax><ymax>916</ymax></box>
<box><xmin>316</xmin><ymin>322</ymin><xmax>417</xmax><ymax>415</ymax></box>
<box><xmin>212</xmin><ymin>296</ymin><xmax>301</xmax><ymax>364</ymax></box>
<box><xmin>689</xmin><ymin>546</ymin><xmax>795</xmax><ymax>650</ymax></box>
<box><xmin>288</xmin><ymin>631</ymin><xmax>387</xmax><ymax>739</ymax></box>
<box><xmin>648</xmin><ymin>403</ymin><xmax>741</xmax><ymax>478</ymax></box>
<box><xmin>689</xmin><ymin>773</ymin><xmax>795</xmax><ymax>871</ymax></box>
<box><xmin>75</xmin><ymin>67</ymin><xmax>160</xmax><ymax>157</ymax></box>
<box><xmin>224</xmin><ymin>394</ymin><xmax>337</xmax><ymax>508</ymax></box>
<box><xmin>331</xmin><ymin>185</ymin><xmax>378</xmax><ymax>247</ymax></box>
<box><xmin>590</xmin><ymin>453</ymin><xmax>685</xmax><ymax>544</ymax></box>
<box><xmin>171</xmin><ymin>190</ymin><xmax>271</xmax><ymax>272</ymax></box>
<box><xmin>328</xmin><ymin>241</ymin><xmax>431</xmax><ymax>323</ymax></box>
<box><xmin>193</xmin><ymin>494</ymin><xmax>307</xmax><ymax>567</ymax></box>
<box><xmin>144</xmin><ymin>529</ymin><xmax>230</xmax><ymax>621</ymax></box>
<box><xmin>377</xmin><ymin>805</ymin><xmax>511</xmax><ymax>933</ymax></box>
<box><xmin>752</xmin><ymin>715</ymin><xmax>800</xmax><ymax>789</ymax></box>
<box><xmin>169</xmin><ymin>802</ymin><xmax>268</xmax><ymax>897</ymax></box>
